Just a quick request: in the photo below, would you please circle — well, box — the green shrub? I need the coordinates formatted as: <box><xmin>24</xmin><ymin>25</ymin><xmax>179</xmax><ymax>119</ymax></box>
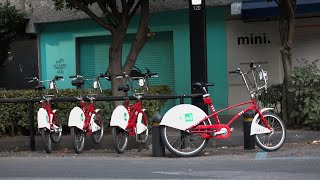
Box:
<box><xmin>289</xmin><ymin>60</ymin><xmax>320</xmax><ymax>130</ymax></box>
<box><xmin>0</xmin><ymin>85</ymin><xmax>171</xmax><ymax>136</ymax></box>
<box><xmin>259</xmin><ymin>84</ymin><xmax>282</xmax><ymax>114</ymax></box>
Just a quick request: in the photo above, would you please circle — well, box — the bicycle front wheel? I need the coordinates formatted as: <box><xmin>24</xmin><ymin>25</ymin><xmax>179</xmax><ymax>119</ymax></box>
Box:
<box><xmin>160</xmin><ymin>124</ymin><xmax>209</xmax><ymax>157</ymax></box>
<box><xmin>50</xmin><ymin>114</ymin><xmax>62</xmax><ymax>143</ymax></box>
<box><xmin>40</xmin><ymin>128</ymin><xmax>52</xmax><ymax>153</ymax></box>
<box><xmin>91</xmin><ymin>113</ymin><xmax>104</xmax><ymax>144</ymax></box>
<box><xmin>254</xmin><ymin>112</ymin><xmax>286</xmax><ymax>151</ymax></box>
<box><xmin>112</xmin><ymin>126</ymin><xmax>129</xmax><ymax>154</ymax></box>
<box><xmin>70</xmin><ymin>127</ymin><xmax>86</xmax><ymax>154</ymax></box>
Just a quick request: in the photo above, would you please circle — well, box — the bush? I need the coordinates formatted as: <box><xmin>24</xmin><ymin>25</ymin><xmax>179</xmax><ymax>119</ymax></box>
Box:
<box><xmin>289</xmin><ymin>60</ymin><xmax>320</xmax><ymax>130</ymax></box>
<box><xmin>259</xmin><ymin>84</ymin><xmax>282</xmax><ymax>114</ymax></box>
<box><xmin>0</xmin><ymin>85</ymin><xmax>171</xmax><ymax>136</ymax></box>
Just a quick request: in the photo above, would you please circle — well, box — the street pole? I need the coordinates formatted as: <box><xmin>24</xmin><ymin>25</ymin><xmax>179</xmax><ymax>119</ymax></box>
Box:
<box><xmin>189</xmin><ymin>0</ymin><xmax>208</xmax><ymax>113</ymax></box>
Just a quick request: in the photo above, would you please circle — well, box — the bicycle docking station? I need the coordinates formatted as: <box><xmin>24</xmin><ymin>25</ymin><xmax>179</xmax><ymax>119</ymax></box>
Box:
<box><xmin>242</xmin><ymin>110</ymin><xmax>256</xmax><ymax>150</ymax></box>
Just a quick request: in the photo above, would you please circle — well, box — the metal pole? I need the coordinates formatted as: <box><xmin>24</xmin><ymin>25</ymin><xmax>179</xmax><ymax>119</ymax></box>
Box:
<box><xmin>28</xmin><ymin>100</ymin><xmax>35</xmax><ymax>151</ymax></box>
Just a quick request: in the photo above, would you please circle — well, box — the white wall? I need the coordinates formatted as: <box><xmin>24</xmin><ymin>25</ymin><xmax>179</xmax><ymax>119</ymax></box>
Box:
<box><xmin>226</xmin><ymin>20</ymin><xmax>282</xmax><ymax>113</ymax></box>
<box><xmin>226</xmin><ymin>17</ymin><xmax>320</xmax><ymax>114</ymax></box>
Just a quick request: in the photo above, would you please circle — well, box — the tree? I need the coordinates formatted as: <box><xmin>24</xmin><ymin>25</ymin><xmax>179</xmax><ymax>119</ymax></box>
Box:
<box><xmin>0</xmin><ymin>1</ymin><xmax>25</xmax><ymax>66</ymax></box>
<box><xmin>52</xmin><ymin>0</ymin><xmax>152</xmax><ymax>101</ymax></box>
<box><xmin>273</xmin><ymin>0</ymin><xmax>296</xmax><ymax>126</ymax></box>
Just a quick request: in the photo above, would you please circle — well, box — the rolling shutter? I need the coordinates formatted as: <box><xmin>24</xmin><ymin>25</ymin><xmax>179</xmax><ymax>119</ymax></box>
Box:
<box><xmin>78</xmin><ymin>31</ymin><xmax>175</xmax><ymax>112</ymax></box>
<box><xmin>293</xmin><ymin>20</ymin><xmax>320</xmax><ymax>67</ymax></box>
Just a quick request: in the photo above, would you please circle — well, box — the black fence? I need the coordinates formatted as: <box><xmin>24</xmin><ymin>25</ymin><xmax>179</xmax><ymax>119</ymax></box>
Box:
<box><xmin>0</xmin><ymin>94</ymin><xmax>202</xmax><ymax>151</ymax></box>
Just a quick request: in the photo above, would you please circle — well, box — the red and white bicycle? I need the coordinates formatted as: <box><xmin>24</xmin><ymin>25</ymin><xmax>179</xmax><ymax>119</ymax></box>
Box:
<box><xmin>160</xmin><ymin>62</ymin><xmax>286</xmax><ymax>157</ymax></box>
<box><xmin>110</xmin><ymin>67</ymin><xmax>158</xmax><ymax>154</ymax></box>
<box><xmin>68</xmin><ymin>74</ymin><xmax>109</xmax><ymax>153</ymax></box>
<box><xmin>26</xmin><ymin>76</ymin><xmax>63</xmax><ymax>153</ymax></box>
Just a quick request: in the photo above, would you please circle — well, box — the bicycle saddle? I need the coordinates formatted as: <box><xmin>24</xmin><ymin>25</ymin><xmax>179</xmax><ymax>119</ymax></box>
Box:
<box><xmin>118</xmin><ymin>84</ymin><xmax>130</xmax><ymax>92</ymax></box>
<box><xmin>35</xmin><ymin>85</ymin><xmax>45</xmax><ymax>91</ymax></box>
<box><xmin>71</xmin><ymin>79</ymin><xmax>85</xmax><ymax>88</ymax></box>
<box><xmin>192</xmin><ymin>82</ymin><xmax>214</xmax><ymax>89</ymax></box>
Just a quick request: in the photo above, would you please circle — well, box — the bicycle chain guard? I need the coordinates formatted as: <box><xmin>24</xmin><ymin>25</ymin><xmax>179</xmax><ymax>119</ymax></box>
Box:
<box><xmin>193</xmin><ymin>124</ymin><xmax>231</xmax><ymax>139</ymax></box>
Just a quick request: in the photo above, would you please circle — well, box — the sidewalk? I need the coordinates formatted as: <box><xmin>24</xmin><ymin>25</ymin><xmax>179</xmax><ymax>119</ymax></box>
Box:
<box><xmin>0</xmin><ymin>128</ymin><xmax>319</xmax><ymax>153</ymax></box>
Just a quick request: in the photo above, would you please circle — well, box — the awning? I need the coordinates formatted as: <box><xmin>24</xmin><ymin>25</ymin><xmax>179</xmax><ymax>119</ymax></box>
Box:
<box><xmin>241</xmin><ymin>0</ymin><xmax>320</xmax><ymax>20</ymax></box>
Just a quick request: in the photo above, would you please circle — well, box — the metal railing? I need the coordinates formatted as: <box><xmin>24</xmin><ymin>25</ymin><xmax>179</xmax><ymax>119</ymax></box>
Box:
<box><xmin>0</xmin><ymin>94</ymin><xmax>202</xmax><ymax>151</ymax></box>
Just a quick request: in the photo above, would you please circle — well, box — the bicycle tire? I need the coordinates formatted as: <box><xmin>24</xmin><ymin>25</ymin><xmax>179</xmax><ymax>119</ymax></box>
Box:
<box><xmin>40</xmin><ymin>128</ymin><xmax>52</xmax><ymax>153</ymax></box>
<box><xmin>70</xmin><ymin>126</ymin><xmax>86</xmax><ymax>154</ymax></box>
<box><xmin>50</xmin><ymin>114</ymin><xmax>62</xmax><ymax>143</ymax></box>
<box><xmin>91</xmin><ymin>113</ymin><xmax>104</xmax><ymax>144</ymax></box>
<box><xmin>160</xmin><ymin>120</ymin><xmax>209</xmax><ymax>157</ymax></box>
<box><xmin>112</xmin><ymin>126</ymin><xmax>129</xmax><ymax>154</ymax></box>
<box><xmin>254</xmin><ymin>112</ymin><xmax>286</xmax><ymax>151</ymax></box>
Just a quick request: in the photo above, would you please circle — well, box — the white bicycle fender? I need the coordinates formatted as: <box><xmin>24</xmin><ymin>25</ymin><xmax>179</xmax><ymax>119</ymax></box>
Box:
<box><xmin>37</xmin><ymin>108</ymin><xmax>50</xmax><ymax>129</ymax></box>
<box><xmin>136</xmin><ymin>112</ymin><xmax>147</xmax><ymax>134</ymax></box>
<box><xmin>110</xmin><ymin>105</ymin><xmax>129</xmax><ymax>130</ymax></box>
<box><xmin>250</xmin><ymin>108</ymin><xmax>274</xmax><ymax>135</ymax></box>
<box><xmin>90</xmin><ymin>109</ymin><xmax>101</xmax><ymax>132</ymax></box>
<box><xmin>68</xmin><ymin>107</ymin><xmax>85</xmax><ymax>130</ymax></box>
<box><xmin>159</xmin><ymin>104</ymin><xmax>208</xmax><ymax>130</ymax></box>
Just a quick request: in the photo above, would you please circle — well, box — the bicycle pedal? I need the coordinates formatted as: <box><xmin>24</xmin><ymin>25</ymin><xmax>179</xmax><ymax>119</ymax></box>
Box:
<box><xmin>230</xmin><ymin>127</ymin><xmax>234</xmax><ymax>132</ymax></box>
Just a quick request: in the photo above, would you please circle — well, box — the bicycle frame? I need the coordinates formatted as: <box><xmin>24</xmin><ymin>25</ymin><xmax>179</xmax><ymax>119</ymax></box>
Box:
<box><xmin>40</xmin><ymin>100</ymin><xmax>59</xmax><ymax>131</ymax></box>
<box><xmin>160</xmin><ymin>63</ymin><xmax>273</xmax><ymax>139</ymax></box>
<box><xmin>187</xmin><ymin>96</ymin><xmax>272</xmax><ymax>139</ymax></box>
<box><xmin>79</xmin><ymin>100</ymin><xmax>99</xmax><ymax>135</ymax></box>
<box><xmin>124</xmin><ymin>98</ymin><xmax>148</xmax><ymax>136</ymax></box>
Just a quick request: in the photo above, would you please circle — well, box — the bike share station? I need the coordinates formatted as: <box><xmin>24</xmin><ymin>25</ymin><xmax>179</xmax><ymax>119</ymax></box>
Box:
<box><xmin>0</xmin><ymin>0</ymin><xmax>285</xmax><ymax>157</ymax></box>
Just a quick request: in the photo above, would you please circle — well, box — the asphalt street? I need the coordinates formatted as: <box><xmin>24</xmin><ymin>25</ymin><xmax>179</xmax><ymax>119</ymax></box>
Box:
<box><xmin>0</xmin><ymin>142</ymin><xmax>319</xmax><ymax>179</ymax></box>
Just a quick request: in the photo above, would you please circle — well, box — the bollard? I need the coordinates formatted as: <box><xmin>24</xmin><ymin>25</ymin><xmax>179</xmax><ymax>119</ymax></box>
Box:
<box><xmin>152</xmin><ymin>113</ymin><xmax>165</xmax><ymax>157</ymax></box>
<box><xmin>243</xmin><ymin>110</ymin><xmax>255</xmax><ymax>150</ymax></box>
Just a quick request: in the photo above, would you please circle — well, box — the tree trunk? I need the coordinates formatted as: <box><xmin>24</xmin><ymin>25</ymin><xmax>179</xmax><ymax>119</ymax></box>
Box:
<box><xmin>123</xmin><ymin>0</ymin><xmax>150</xmax><ymax>73</ymax></box>
<box><xmin>279</xmin><ymin>0</ymin><xmax>296</xmax><ymax>126</ymax></box>
<box><xmin>108</xmin><ymin>29</ymin><xmax>127</xmax><ymax>107</ymax></box>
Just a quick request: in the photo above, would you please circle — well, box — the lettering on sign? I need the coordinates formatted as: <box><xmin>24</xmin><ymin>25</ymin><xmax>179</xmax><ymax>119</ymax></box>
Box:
<box><xmin>54</xmin><ymin>59</ymin><xmax>66</xmax><ymax>74</ymax></box>
<box><xmin>237</xmin><ymin>33</ymin><xmax>271</xmax><ymax>46</ymax></box>
<box><xmin>193</xmin><ymin>5</ymin><xmax>201</xmax><ymax>11</ymax></box>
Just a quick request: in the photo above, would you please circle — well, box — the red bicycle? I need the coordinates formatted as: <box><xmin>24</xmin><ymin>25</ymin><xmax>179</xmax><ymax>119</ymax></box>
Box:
<box><xmin>26</xmin><ymin>76</ymin><xmax>63</xmax><ymax>153</ymax></box>
<box><xmin>110</xmin><ymin>67</ymin><xmax>158</xmax><ymax>154</ymax></box>
<box><xmin>68</xmin><ymin>74</ymin><xmax>109</xmax><ymax>153</ymax></box>
<box><xmin>160</xmin><ymin>62</ymin><xmax>286</xmax><ymax>157</ymax></box>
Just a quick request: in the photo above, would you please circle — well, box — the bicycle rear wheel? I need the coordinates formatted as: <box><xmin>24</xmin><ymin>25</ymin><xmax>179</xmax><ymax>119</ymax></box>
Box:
<box><xmin>91</xmin><ymin>113</ymin><xmax>104</xmax><ymax>144</ymax></box>
<box><xmin>40</xmin><ymin>128</ymin><xmax>52</xmax><ymax>153</ymax></box>
<box><xmin>112</xmin><ymin>126</ymin><xmax>129</xmax><ymax>154</ymax></box>
<box><xmin>50</xmin><ymin>114</ymin><xmax>62</xmax><ymax>143</ymax></box>
<box><xmin>254</xmin><ymin>112</ymin><xmax>286</xmax><ymax>151</ymax></box>
<box><xmin>160</xmin><ymin>121</ymin><xmax>209</xmax><ymax>157</ymax></box>
<box><xmin>70</xmin><ymin>127</ymin><xmax>86</xmax><ymax>154</ymax></box>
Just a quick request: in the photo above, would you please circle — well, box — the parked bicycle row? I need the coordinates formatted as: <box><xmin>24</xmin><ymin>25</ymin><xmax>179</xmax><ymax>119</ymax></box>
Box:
<box><xmin>25</xmin><ymin>62</ymin><xmax>286</xmax><ymax>157</ymax></box>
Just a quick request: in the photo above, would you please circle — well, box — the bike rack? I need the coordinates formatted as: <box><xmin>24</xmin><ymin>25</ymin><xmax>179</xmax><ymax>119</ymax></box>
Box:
<box><xmin>0</xmin><ymin>94</ymin><xmax>202</xmax><ymax>151</ymax></box>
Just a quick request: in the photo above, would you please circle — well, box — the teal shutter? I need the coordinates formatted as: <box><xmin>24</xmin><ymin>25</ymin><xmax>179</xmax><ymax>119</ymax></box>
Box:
<box><xmin>78</xmin><ymin>32</ymin><xmax>175</xmax><ymax>113</ymax></box>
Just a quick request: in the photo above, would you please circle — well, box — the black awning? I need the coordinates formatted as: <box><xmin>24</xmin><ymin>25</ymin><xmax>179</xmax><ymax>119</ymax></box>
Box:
<box><xmin>241</xmin><ymin>0</ymin><xmax>320</xmax><ymax>20</ymax></box>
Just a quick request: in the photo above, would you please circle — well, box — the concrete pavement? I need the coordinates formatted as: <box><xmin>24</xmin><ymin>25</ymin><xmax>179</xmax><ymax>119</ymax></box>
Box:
<box><xmin>0</xmin><ymin>128</ymin><xmax>319</xmax><ymax>153</ymax></box>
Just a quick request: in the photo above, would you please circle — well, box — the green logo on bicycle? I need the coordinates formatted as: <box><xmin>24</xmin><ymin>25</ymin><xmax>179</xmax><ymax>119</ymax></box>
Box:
<box><xmin>185</xmin><ymin>113</ymin><xmax>193</xmax><ymax>122</ymax></box>
<box><xmin>80</xmin><ymin>114</ymin><xmax>84</xmax><ymax>121</ymax></box>
<box><xmin>124</xmin><ymin>113</ymin><xmax>127</xmax><ymax>121</ymax></box>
